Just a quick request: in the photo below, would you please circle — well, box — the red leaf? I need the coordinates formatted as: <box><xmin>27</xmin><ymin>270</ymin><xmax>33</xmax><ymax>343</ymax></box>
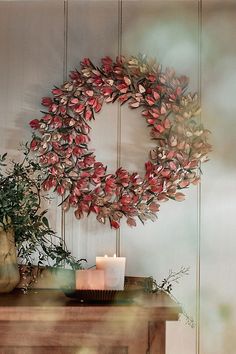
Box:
<box><xmin>50</xmin><ymin>166</ymin><xmax>58</xmax><ymax>176</ymax></box>
<box><xmin>85</xmin><ymin>109</ymin><xmax>93</xmax><ymax>120</ymax></box>
<box><xmin>81</xmin><ymin>58</ymin><xmax>91</xmax><ymax>67</ymax></box>
<box><xmin>155</xmin><ymin>124</ymin><xmax>165</xmax><ymax>133</ymax></box>
<box><xmin>87</xmin><ymin>97</ymin><xmax>96</xmax><ymax>106</ymax></box>
<box><xmin>110</xmin><ymin>220</ymin><xmax>120</xmax><ymax>229</ymax></box>
<box><xmin>102</xmin><ymin>56</ymin><xmax>113</xmax><ymax>66</ymax></box>
<box><xmin>62</xmin><ymin>201</ymin><xmax>70</xmax><ymax>212</ymax></box>
<box><xmin>120</xmin><ymin>194</ymin><xmax>132</xmax><ymax>205</ymax></box>
<box><xmin>85</xmin><ymin>90</ymin><xmax>94</xmax><ymax>97</ymax></box>
<box><xmin>151</xmin><ymin>185</ymin><xmax>163</xmax><ymax>193</ymax></box>
<box><xmin>92</xmin><ymin>176</ymin><xmax>101</xmax><ymax>184</ymax></box>
<box><xmin>29</xmin><ymin>119</ymin><xmax>40</xmax><ymax>130</ymax></box>
<box><xmin>118</xmin><ymin>94</ymin><xmax>129</xmax><ymax>104</ymax></box>
<box><xmin>94</xmin><ymin>164</ymin><xmax>106</xmax><ymax>177</ymax></box>
<box><xmin>174</xmin><ymin>192</ymin><xmax>185</xmax><ymax>201</ymax></box>
<box><xmin>73</xmin><ymin>146</ymin><xmax>83</xmax><ymax>156</ymax></box>
<box><xmin>48</xmin><ymin>152</ymin><xmax>59</xmax><ymax>165</ymax></box>
<box><xmin>96</xmin><ymin>215</ymin><xmax>106</xmax><ymax>224</ymax></box>
<box><xmin>65</xmin><ymin>147</ymin><xmax>73</xmax><ymax>158</ymax></box>
<box><xmin>70</xmin><ymin>71</ymin><xmax>80</xmax><ymax>80</ymax></box>
<box><xmin>101</xmin><ymin>87</ymin><xmax>113</xmax><ymax>96</ymax></box>
<box><xmin>42</xmin><ymin>114</ymin><xmax>52</xmax><ymax>123</ymax></box>
<box><xmin>163</xmin><ymin>118</ymin><xmax>171</xmax><ymax>129</ymax></box>
<box><xmin>127</xmin><ymin>217</ymin><xmax>137</xmax><ymax>227</ymax></box>
<box><xmin>146</xmin><ymin>96</ymin><xmax>155</xmax><ymax>106</ymax></box>
<box><xmin>147</xmin><ymin>74</ymin><xmax>156</xmax><ymax>82</ymax></box>
<box><xmin>52</xmin><ymin>88</ymin><xmax>63</xmax><ymax>96</ymax></box>
<box><xmin>83</xmin><ymin>194</ymin><xmax>93</xmax><ymax>202</ymax></box>
<box><xmin>80</xmin><ymin>201</ymin><xmax>89</xmax><ymax>212</ymax></box>
<box><xmin>169</xmin><ymin>161</ymin><xmax>177</xmax><ymax>170</ymax></box>
<box><xmin>145</xmin><ymin>161</ymin><xmax>154</xmax><ymax>174</ymax></box>
<box><xmin>117</xmin><ymin>83</ymin><xmax>128</xmax><ymax>94</ymax></box>
<box><xmin>147</xmin><ymin>118</ymin><xmax>156</xmax><ymax>125</ymax></box>
<box><xmin>30</xmin><ymin>139</ymin><xmax>39</xmax><ymax>150</ymax></box>
<box><xmin>59</xmin><ymin>106</ymin><xmax>66</xmax><ymax>115</ymax></box>
<box><xmin>176</xmin><ymin>86</ymin><xmax>182</xmax><ymax>96</ymax></box>
<box><xmin>90</xmin><ymin>205</ymin><xmax>100</xmax><ymax>214</ymax></box>
<box><xmin>142</xmin><ymin>110</ymin><xmax>149</xmax><ymax>117</ymax></box>
<box><xmin>69</xmin><ymin>195</ymin><xmax>78</xmax><ymax>206</ymax></box>
<box><xmin>42</xmin><ymin>180</ymin><xmax>51</xmax><ymax>191</ymax></box>
<box><xmin>52</xmin><ymin>116</ymin><xmax>63</xmax><ymax>128</ymax></box>
<box><xmin>157</xmin><ymin>193</ymin><xmax>168</xmax><ymax>201</ymax></box>
<box><xmin>149</xmin><ymin>202</ymin><xmax>160</xmax><ymax>212</ymax></box>
<box><xmin>124</xmin><ymin>76</ymin><xmax>131</xmax><ymax>86</ymax></box>
<box><xmin>150</xmin><ymin>108</ymin><xmax>160</xmax><ymax>118</ymax></box>
<box><xmin>50</xmin><ymin>103</ymin><xmax>58</xmax><ymax>113</ymax></box>
<box><xmin>84</xmin><ymin>155</ymin><xmax>95</xmax><ymax>166</ymax></box>
<box><xmin>179</xmin><ymin>180</ymin><xmax>190</xmax><ymax>188</ymax></box>
<box><xmin>41</xmin><ymin>97</ymin><xmax>52</xmax><ymax>106</ymax></box>
<box><xmin>57</xmin><ymin>185</ymin><xmax>65</xmax><ymax>196</ymax></box>
<box><xmin>75</xmin><ymin>208</ymin><xmax>83</xmax><ymax>219</ymax></box>
<box><xmin>94</xmin><ymin>102</ymin><xmax>102</xmax><ymax>113</ymax></box>
<box><xmin>80</xmin><ymin>171</ymin><xmax>91</xmax><ymax>178</ymax></box>
<box><xmin>74</xmin><ymin>103</ymin><xmax>85</xmax><ymax>113</ymax></box>
<box><xmin>153</xmin><ymin>91</ymin><xmax>160</xmax><ymax>100</ymax></box>
<box><xmin>160</xmin><ymin>104</ymin><xmax>167</xmax><ymax>115</ymax></box>
<box><xmin>70</xmin><ymin>98</ymin><xmax>79</xmax><ymax>105</ymax></box>
<box><xmin>105</xmin><ymin>96</ymin><xmax>113</xmax><ymax>103</ymax></box>
<box><xmin>167</xmin><ymin>151</ymin><xmax>175</xmax><ymax>159</ymax></box>
<box><xmin>75</xmin><ymin>134</ymin><xmax>89</xmax><ymax>145</ymax></box>
<box><xmin>161</xmin><ymin>169</ymin><xmax>171</xmax><ymax>178</ymax></box>
<box><xmin>52</xmin><ymin>142</ymin><xmax>60</xmax><ymax>150</ymax></box>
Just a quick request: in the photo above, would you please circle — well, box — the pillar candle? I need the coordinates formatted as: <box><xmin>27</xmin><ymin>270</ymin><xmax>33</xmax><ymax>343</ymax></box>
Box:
<box><xmin>75</xmin><ymin>269</ymin><xmax>105</xmax><ymax>290</ymax></box>
<box><xmin>96</xmin><ymin>254</ymin><xmax>126</xmax><ymax>290</ymax></box>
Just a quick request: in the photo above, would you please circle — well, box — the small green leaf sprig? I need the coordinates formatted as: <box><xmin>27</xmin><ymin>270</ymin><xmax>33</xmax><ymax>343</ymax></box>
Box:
<box><xmin>145</xmin><ymin>267</ymin><xmax>195</xmax><ymax>327</ymax></box>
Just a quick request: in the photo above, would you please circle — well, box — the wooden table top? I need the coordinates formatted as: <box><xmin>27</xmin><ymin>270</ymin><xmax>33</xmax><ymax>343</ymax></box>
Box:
<box><xmin>0</xmin><ymin>289</ymin><xmax>181</xmax><ymax>322</ymax></box>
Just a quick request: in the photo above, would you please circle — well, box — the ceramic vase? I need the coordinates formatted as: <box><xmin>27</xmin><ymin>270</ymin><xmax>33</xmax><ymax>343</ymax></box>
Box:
<box><xmin>0</xmin><ymin>227</ymin><xmax>20</xmax><ymax>292</ymax></box>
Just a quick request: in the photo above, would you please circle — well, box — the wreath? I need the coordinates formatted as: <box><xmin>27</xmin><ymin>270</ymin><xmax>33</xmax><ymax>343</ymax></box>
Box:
<box><xmin>29</xmin><ymin>55</ymin><xmax>211</xmax><ymax>229</ymax></box>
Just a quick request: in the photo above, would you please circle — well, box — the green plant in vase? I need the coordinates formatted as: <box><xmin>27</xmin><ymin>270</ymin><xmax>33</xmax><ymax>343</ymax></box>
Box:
<box><xmin>0</xmin><ymin>146</ymin><xmax>83</xmax><ymax>293</ymax></box>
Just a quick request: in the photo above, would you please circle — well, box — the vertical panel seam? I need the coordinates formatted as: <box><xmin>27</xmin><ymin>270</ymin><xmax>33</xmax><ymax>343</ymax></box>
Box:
<box><xmin>196</xmin><ymin>1</ymin><xmax>202</xmax><ymax>353</ymax></box>
<box><xmin>63</xmin><ymin>0</ymin><xmax>68</xmax><ymax>81</ymax></box>
<box><xmin>61</xmin><ymin>0</ymin><xmax>68</xmax><ymax>250</ymax></box>
<box><xmin>116</xmin><ymin>0</ymin><xmax>123</xmax><ymax>256</ymax></box>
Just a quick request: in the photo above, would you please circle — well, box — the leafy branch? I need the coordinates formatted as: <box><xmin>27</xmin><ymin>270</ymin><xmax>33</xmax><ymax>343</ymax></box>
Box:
<box><xmin>145</xmin><ymin>267</ymin><xmax>195</xmax><ymax>327</ymax></box>
<box><xmin>0</xmin><ymin>146</ymin><xmax>85</xmax><ymax>277</ymax></box>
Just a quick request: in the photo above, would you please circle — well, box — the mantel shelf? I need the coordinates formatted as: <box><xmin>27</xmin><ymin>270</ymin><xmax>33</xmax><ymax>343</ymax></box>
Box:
<box><xmin>0</xmin><ymin>289</ymin><xmax>181</xmax><ymax>354</ymax></box>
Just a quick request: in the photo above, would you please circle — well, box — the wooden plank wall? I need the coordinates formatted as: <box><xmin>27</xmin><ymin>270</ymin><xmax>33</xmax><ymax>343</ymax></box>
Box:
<box><xmin>0</xmin><ymin>1</ymin><xmax>235</xmax><ymax>354</ymax></box>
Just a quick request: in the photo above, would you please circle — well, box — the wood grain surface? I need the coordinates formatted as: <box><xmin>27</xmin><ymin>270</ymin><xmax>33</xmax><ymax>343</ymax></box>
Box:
<box><xmin>0</xmin><ymin>290</ymin><xmax>180</xmax><ymax>353</ymax></box>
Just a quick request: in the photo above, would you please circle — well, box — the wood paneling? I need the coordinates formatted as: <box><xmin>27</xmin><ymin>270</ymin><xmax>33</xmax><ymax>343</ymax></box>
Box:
<box><xmin>0</xmin><ymin>1</ymin><xmax>64</xmax><ymax>152</ymax></box>
<box><xmin>0</xmin><ymin>0</ymin><xmax>65</xmax><ymax>236</ymax></box>
<box><xmin>201</xmin><ymin>2</ymin><xmax>236</xmax><ymax>354</ymax></box>
<box><xmin>64</xmin><ymin>0</ymin><xmax>120</xmax><ymax>264</ymax></box>
<box><xmin>120</xmin><ymin>2</ymin><xmax>198</xmax><ymax>353</ymax></box>
<box><xmin>1</xmin><ymin>1</ymin><xmax>236</xmax><ymax>354</ymax></box>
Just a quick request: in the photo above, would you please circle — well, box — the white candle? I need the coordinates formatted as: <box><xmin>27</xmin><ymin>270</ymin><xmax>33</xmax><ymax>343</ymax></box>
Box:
<box><xmin>96</xmin><ymin>254</ymin><xmax>126</xmax><ymax>290</ymax></box>
<box><xmin>75</xmin><ymin>269</ymin><xmax>105</xmax><ymax>290</ymax></box>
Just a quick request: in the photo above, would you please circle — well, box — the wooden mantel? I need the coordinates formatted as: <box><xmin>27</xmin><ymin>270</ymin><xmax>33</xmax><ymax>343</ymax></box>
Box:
<box><xmin>0</xmin><ymin>289</ymin><xmax>181</xmax><ymax>354</ymax></box>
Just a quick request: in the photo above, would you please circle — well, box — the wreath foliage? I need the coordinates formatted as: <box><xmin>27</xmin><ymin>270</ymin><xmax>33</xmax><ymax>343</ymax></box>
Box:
<box><xmin>29</xmin><ymin>55</ymin><xmax>211</xmax><ymax>229</ymax></box>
